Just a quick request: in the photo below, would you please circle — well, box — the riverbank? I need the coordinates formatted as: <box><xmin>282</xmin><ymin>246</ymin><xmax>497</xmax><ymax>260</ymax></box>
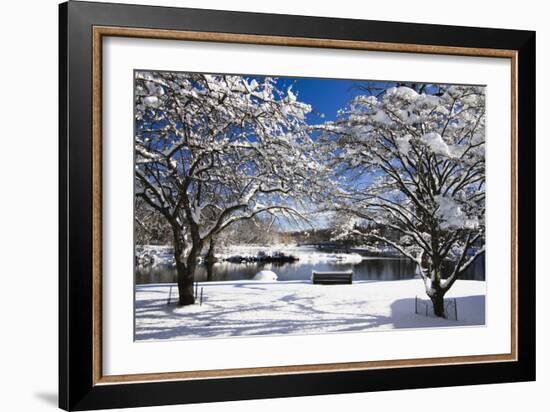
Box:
<box><xmin>136</xmin><ymin>244</ymin><xmax>366</xmax><ymax>269</ymax></box>
<box><xmin>217</xmin><ymin>245</ymin><xmax>364</xmax><ymax>263</ymax></box>
<box><xmin>135</xmin><ymin>279</ymin><xmax>485</xmax><ymax>341</ymax></box>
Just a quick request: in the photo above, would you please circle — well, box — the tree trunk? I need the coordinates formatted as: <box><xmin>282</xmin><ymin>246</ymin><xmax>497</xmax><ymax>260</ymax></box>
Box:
<box><xmin>171</xmin><ymin>226</ymin><xmax>196</xmax><ymax>306</ymax></box>
<box><xmin>420</xmin><ymin>256</ymin><xmax>447</xmax><ymax>318</ymax></box>
<box><xmin>178</xmin><ymin>245</ymin><xmax>202</xmax><ymax>306</ymax></box>
<box><xmin>425</xmin><ymin>277</ymin><xmax>447</xmax><ymax>318</ymax></box>
<box><xmin>205</xmin><ymin>237</ymin><xmax>217</xmax><ymax>282</ymax></box>
<box><xmin>176</xmin><ymin>260</ymin><xmax>195</xmax><ymax>306</ymax></box>
<box><xmin>429</xmin><ymin>291</ymin><xmax>446</xmax><ymax>318</ymax></box>
<box><xmin>206</xmin><ymin>263</ymin><xmax>214</xmax><ymax>282</ymax></box>
<box><xmin>206</xmin><ymin>237</ymin><xmax>217</xmax><ymax>263</ymax></box>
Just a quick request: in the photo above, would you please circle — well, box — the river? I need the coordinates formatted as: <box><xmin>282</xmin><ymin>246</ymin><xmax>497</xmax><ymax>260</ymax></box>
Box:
<box><xmin>135</xmin><ymin>248</ymin><xmax>485</xmax><ymax>284</ymax></box>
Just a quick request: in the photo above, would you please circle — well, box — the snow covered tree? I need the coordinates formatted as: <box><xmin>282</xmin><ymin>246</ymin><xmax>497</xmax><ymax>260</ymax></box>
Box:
<box><xmin>135</xmin><ymin>71</ymin><xmax>321</xmax><ymax>305</ymax></box>
<box><xmin>319</xmin><ymin>84</ymin><xmax>486</xmax><ymax>317</ymax></box>
<box><xmin>134</xmin><ymin>197</ymin><xmax>173</xmax><ymax>246</ymax></box>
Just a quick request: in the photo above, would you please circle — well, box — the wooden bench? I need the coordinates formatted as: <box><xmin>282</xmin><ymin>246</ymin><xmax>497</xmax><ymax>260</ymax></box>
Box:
<box><xmin>312</xmin><ymin>270</ymin><xmax>353</xmax><ymax>285</ymax></box>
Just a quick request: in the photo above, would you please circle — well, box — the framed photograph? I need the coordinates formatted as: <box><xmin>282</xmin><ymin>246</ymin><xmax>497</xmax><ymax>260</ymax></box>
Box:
<box><xmin>59</xmin><ymin>1</ymin><xmax>535</xmax><ymax>410</ymax></box>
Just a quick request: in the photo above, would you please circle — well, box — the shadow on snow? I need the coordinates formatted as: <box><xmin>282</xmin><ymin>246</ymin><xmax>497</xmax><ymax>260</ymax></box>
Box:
<box><xmin>135</xmin><ymin>283</ymin><xmax>485</xmax><ymax>341</ymax></box>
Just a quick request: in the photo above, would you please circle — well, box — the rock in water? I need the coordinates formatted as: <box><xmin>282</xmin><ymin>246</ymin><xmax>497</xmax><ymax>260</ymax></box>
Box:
<box><xmin>253</xmin><ymin>270</ymin><xmax>278</xmax><ymax>281</ymax></box>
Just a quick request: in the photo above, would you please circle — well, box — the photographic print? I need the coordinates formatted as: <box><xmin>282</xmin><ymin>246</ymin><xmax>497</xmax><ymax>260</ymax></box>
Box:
<box><xmin>60</xmin><ymin>5</ymin><xmax>534</xmax><ymax>408</ymax></box>
<box><xmin>134</xmin><ymin>71</ymin><xmax>486</xmax><ymax>341</ymax></box>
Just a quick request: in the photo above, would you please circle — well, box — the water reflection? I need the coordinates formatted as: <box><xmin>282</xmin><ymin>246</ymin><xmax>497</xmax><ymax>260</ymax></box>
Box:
<box><xmin>136</xmin><ymin>255</ymin><xmax>485</xmax><ymax>284</ymax></box>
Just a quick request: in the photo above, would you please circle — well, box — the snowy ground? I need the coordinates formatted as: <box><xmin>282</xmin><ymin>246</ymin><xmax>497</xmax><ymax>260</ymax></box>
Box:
<box><xmin>135</xmin><ymin>279</ymin><xmax>485</xmax><ymax>341</ymax></box>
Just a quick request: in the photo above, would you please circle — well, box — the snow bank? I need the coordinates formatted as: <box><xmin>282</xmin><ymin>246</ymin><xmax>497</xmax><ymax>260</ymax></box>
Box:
<box><xmin>295</xmin><ymin>251</ymin><xmax>363</xmax><ymax>263</ymax></box>
<box><xmin>217</xmin><ymin>245</ymin><xmax>364</xmax><ymax>264</ymax></box>
<box><xmin>135</xmin><ymin>279</ymin><xmax>485</xmax><ymax>341</ymax></box>
<box><xmin>135</xmin><ymin>245</ymin><xmax>175</xmax><ymax>268</ymax></box>
<box><xmin>253</xmin><ymin>270</ymin><xmax>278</xmax><ymax>281</ymax></box>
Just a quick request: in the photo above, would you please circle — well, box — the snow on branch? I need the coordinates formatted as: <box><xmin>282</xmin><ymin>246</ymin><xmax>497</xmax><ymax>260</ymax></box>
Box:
<box><xmin>135</xmin><ymin>71</ymin><xmax>326</xmax><ymax>258</ymax></box>
<box><xmin>318</xmin><ymin>84</ymin><xmax>485</xmax><ymax>288</ymax></box>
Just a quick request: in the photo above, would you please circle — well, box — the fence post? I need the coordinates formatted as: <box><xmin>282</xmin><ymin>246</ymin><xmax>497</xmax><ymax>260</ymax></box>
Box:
<box><xmin>200</xmin><ymin>287</ymin><xmax>204</xmax><ymax>306</ymax></box>
<box><xmin>454</xmin><ymin>298</ymin><xmax>458</xmax><ymax>321</ymax></box>
<box><xmin>167</xmin><ymin>284</ymin><xmax>173</xmax><ymax>305</ymax></box>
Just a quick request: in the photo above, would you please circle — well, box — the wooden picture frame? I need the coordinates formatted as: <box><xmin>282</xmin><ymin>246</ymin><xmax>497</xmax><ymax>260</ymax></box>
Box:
<box><xmin>59</xmin><ymin>1</ymin><xmax>535</xmax><ymax>410</ymax></box>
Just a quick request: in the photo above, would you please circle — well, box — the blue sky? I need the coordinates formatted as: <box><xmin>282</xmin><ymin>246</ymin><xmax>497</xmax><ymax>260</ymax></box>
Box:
<box><xmin>275</xmin><ymin>76</ymin><xmax>366</xmax><ymax>124</ymax></box>
<box><xmin>271</xmin><ymin>76</ymin><xmax>420</xmax><ymax>126</ymax></box>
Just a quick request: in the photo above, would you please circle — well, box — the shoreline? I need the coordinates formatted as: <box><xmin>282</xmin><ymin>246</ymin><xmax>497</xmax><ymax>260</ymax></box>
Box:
<box><xmin>136</xmin><ymin>277</ymin><xmax>485</xmax><ymax>287</ymax></box>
